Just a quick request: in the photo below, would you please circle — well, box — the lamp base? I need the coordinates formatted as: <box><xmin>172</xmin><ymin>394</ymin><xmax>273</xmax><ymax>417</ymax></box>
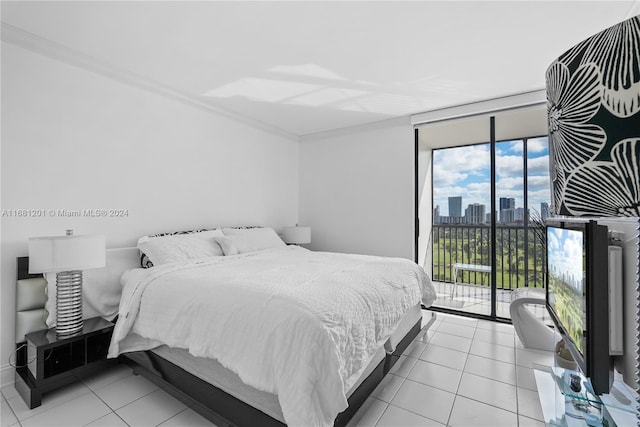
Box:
<box><xmin>55</xmin><ymin>270</ymin><xmax>83</xmax><ymax>338</ymax></box>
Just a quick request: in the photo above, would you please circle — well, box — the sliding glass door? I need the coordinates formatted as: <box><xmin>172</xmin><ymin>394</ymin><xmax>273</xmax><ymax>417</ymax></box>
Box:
<box><xmin>431</xmin><ymin>143</ymin><xmax>492</xmax><ymax>316</ymax></box>
<box><xmin>417</xmin><ymin>130</ymin><xmax>551</xmax><ymax>320</ymax></box>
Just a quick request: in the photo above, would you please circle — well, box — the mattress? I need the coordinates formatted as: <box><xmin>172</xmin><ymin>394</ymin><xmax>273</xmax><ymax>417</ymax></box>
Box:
<box><xmin>111</xmin><ymin>247</ymin><xmax>434</xmax><ymax>425</ymax></box>
<box><xmin>150</xmin><ymin>303</ymin><xmax>423</xmax><ymax>423</ymax></box>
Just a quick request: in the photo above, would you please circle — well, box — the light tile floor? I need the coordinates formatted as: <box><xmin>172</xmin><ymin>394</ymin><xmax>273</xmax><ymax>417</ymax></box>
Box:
<box><xmin>1</xmin><ymin>311</ymin><xmax>553</xmax><ymax>426</ymax></box>
<box><xmin>431</xmin><ymin>281</ymin><xmax>552</xmax><ymax>323</ymax></box>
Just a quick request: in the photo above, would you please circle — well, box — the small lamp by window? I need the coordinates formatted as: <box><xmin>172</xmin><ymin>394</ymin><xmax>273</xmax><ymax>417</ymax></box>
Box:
<box><xmin>28</xmin><ymin>230</ymin><xmax>105</xmax><ymax>337</ymax></box>
<box><xmin>282</xmin><ymin>226</ymin><xmax>311</xmax><ymax>245</ymax></box>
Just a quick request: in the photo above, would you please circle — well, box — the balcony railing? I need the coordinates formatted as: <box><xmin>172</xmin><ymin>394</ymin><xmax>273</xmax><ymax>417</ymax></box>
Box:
<box><xmin>432</xmin><ymin>224</ymin><xmax>546</xmax><ymax>290</ymax></box>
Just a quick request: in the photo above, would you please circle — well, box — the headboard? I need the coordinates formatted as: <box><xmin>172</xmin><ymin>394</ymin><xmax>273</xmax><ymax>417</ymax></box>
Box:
<box><xmin>14</xmin><ymin>247</ymin><xmax>140</xmax><ymax>344</ymax></box>
<box><xmin>15</xmin><ymin>257</ymin><xmax>48</xmax><ymax>343</ymax></box>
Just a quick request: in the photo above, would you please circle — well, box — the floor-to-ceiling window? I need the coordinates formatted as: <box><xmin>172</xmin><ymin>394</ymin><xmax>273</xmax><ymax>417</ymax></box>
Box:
<box><xmin>415</xmin><ymin>102</ymin><xmax>550</xmax><ymax>321</ymax></box>
<box><xmin>431</xmin><ymin>142</ymin><xmax>492</xmax><ymax>316</ymax></box>
<box><xmin>427</xmin><ymin>136</ymin><xmax>550</xmax><ymax>319</ymax></box>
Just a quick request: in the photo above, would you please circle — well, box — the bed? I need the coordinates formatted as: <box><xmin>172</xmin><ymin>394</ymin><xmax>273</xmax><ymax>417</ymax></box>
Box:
<box><xmin>16</xmin><ymin>227</ymin><xmax>436</xmax><ymax>427</ymax></box>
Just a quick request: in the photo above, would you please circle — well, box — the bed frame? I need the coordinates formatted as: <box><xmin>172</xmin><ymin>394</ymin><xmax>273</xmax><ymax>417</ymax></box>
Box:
<box><xmin>16</xmin><ymin>256</ymin><xmax>425</xmax><ymax>426</ymax></box>
<box><xmin>124</xmin><ymin>319</ymin><xmax>421</xmax><ymax>427</ymax></box>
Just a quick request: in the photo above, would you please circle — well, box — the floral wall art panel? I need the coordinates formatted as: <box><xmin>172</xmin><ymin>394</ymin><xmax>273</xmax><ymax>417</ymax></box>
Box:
<box><xmin>546</xmin><ymin>15</ymin><xmax>640</xmax><ymax>217</ymax></box>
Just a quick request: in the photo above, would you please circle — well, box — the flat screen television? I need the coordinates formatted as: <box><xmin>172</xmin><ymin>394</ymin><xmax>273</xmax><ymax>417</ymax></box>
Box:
<box><xmin>546</xmin><ymin>220</ymin><xmax>612</xmax><ymax>394</ymax></box>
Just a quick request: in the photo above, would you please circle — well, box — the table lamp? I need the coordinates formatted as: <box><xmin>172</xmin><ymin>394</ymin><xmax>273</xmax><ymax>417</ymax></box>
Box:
<box><xmin>28</xmin><ymin>230</ymin><xmax>105</xmax><ymax>337</ymax></box>
<box><xmin>282</xmin><ymin>226</ymin><xmax>311</xmax><ymax>245</ymax></box>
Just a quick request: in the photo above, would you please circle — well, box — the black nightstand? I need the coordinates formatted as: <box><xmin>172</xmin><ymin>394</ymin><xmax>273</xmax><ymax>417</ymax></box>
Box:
<box><xmin>15</xmin><ymin>317</ymin><xmax>116</xmax><ymax>409</ymax></box>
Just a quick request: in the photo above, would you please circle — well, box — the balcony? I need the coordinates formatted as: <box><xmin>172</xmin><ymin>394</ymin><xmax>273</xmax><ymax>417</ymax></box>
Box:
<box><xmin>431</xmin><ymin>223</ymin><xmax>548</xmax><ymax>319</ymax></box>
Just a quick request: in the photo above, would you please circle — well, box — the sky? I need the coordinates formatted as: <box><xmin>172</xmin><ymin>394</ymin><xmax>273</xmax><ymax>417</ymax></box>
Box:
<box><xmin>547</xmin><ymin>226</ymin><xmax>584</xmax><ymax>292</ymax></box>
<box><xmin>432</xmin><ymin>137</ymin><xmax>550</xmax><ymax>218</ymax></box>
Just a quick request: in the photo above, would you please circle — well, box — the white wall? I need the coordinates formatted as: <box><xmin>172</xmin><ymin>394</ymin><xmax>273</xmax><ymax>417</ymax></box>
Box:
<box><xmin>0</xmin><ymin>43</ymin><xmax>299</xmax><ymax>385</ymax></box>
<box><xmin>417</xmin><ymin>146</ymin><xmax>432</xmax><ymax>270</ymax></box>
<box><xmin>299</xmin><ymin>119</ymin><xmax>414</xmax><ymax>259</ymax></box>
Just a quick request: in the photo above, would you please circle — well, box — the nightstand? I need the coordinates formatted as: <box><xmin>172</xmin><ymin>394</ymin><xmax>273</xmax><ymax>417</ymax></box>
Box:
<box><xmin>15</xmin><ymin>317</ymin><xmax>116</xmax><ymax>409</ymax></box>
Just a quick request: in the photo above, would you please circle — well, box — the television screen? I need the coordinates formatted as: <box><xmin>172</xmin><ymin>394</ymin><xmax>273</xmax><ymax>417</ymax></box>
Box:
<box><xmin>547</xmin><ymin>226</ymin><xmax>586</xmax><ymax>355</ymax></box>
<box><xmin>545</xmin><ymin>220</ymin><xmax>611</xmax><ymax>394</ymax></box>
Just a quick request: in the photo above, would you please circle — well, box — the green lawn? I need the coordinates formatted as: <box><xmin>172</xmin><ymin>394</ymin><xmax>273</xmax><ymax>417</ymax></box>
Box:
<box><xmin>431</xmin><ymin>233</ymin><xmax>546</xmax><ymax>289</ymax></box>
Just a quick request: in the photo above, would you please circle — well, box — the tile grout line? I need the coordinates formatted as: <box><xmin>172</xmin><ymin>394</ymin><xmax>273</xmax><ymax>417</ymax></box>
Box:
<box><xmin>444</xmin><ymin>315</ymin><xmax>529</xmax><ymax>425</ymax></box>
<box><xmin>463</xmin><ymin>354</ymin><xmax>518</xmax><ymax>387</ymax></box>
<box><xmin>4</xmin><ymin>384</ymin><xmax>90</xmax><ymax>424</ymax></box>
<box><xmin>385</xmin><ymin>400</ymin><xmax>449</xmax><ymax>427</ymax></box>
<box><xmin>514</xmin><ymin>334</ymin><xmax>521</xmax><ymax>427</ymax></box>
<box><xmin>155</xmin><ymin>407</ymin><xmax>190</xmax><ymax>427</ymax></box>
<box><xmin>445</xmin><ymin>320</ymin><xmax>477</xmax><ymax>426</ymax></box>
<box><xmin>365</xmin><ymin>396</ymin><xmax>387</xmax><ymax>427</ymax></box>
<box><xmin>415</xmin><ymin>312</ymin><xmax>544</xmax><ymax>422</ymax></box>
<box><xmin>452</xmin><ymin>376</ymin><xmax>523</xmax><ymax>419</ymax></box>
<box><xmin>84</xmin><ymin>385</ymin><xmax>131</xmax><ymax>426</ymax></box>
<box><xmin>381</xmin><ymin>318</ymin><xmax>455</xmax><ymax>427</ymax></box>
<box><xmin>372</xmin><ymin>400</ymin><xmax>391</xmax><ymax>427</ymax></box>
<box><xmin>2</xmin><ymin>392</ymin><xmax>22</xmax><ymax>427</ymax></box>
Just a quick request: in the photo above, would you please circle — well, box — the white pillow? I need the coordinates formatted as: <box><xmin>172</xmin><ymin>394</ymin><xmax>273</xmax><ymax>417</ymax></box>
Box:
<box><xmin>220</xmin><ymin>227</ymin><xmax>285</xmax><ymax>254</ymax></box>
<box><xmin>45</xmin><ymin>247</ymin><xmax>139</xmax><ymax>327</ymax></box>
<box><xmin>213</xmin><ymin>236</ymin><xmax>240</xmax><ymax>256</ymax></box>
<box><xmin>137</xmin><ymin>229</ymin><xmax>224</xmax><ymax>266</ymax></box>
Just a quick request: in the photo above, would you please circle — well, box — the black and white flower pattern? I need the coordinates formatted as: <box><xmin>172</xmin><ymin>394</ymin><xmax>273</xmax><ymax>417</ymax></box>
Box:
<box><xmin>546</xmin><ymin>61</ymin><xmax>606</xmax><ymax>211</ymax></box>
<box><xmin>546</xmin><ymin>15</ymin><xmax>640</xmax><ymax>217</ymax></box>
<box><xmin>549</xmin><ymin>145</ymin><xmax>566</xmax><ymax>215</ymax></box>
<box><xmin>559</xmin><ymin>16</ymin><xmax>640</xmax><ymax>118</ymax></box>
<box><xmin>564</xmin><ymin>139</ymin><xmax>640</xmax><ymax>216</ymax></box>
<box><xmin>546</xmin><ymin>62</ymin><xmax>606</xmax><ymax>170</ymax></box>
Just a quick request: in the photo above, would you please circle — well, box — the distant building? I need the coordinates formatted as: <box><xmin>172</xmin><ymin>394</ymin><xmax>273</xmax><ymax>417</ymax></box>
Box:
<box><xmin>448</xmin><ymin>196</ymin><xmax>462</xmax><ymax>217</ymax></box>
<box><xmin>499</xmin><ymin>197</ymin><xmax>515</xmax><ymax>223</ymax></box>
<box><xmin>515</xmin><ymin>207</ymin><xmax>525</xmax><ymax>222</ymax></box>
<box><xmin>502</xmin><ymin>208</ymin><xmax>515</xmax><ymax>223</ymax></box>
<box><xmin>440</xmin><ymin>216</ymin><xmax>465</xmax><ymax>224</ymax></box>
<box><xmin>465</xmin><ymin>203</ymin><xmax>486</xmax><ymax>224</ymax></box>
<box><xmin>486</xmin><ymin>212</ymin><xmax>492</xmax><ymax>223</ymax></box>
<box><xmin>434</xmin><ymin>205</ymin><xmax>441</xmax><ymax>224</ymax></box>
<box><xmin>541</xmin><ymin>202</ymin><xmax>550</xmax><ymax>220</ymax></box>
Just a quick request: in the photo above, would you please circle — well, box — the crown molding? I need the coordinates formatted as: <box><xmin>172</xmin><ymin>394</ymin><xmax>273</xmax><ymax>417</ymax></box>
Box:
<box><xmin>410</xmin><ymin>89</ymin><xmax>547</xmax><ymax>126</ymax></box>
<box><xmin>1</xmin><ymin>22</ymin><xmax>299</xmax><ymax>142</ymax></box>
<box><xmin>300</xmin><ymin>115</ymin><xmax>412</xmax><ymax>142</ymax></box>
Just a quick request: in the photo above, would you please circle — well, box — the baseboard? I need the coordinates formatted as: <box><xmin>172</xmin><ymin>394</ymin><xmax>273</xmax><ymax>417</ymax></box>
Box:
<box><xmin>1</xmin><ymin>363</ymin><xmax>15</xmax><ymax>388</ymax></box>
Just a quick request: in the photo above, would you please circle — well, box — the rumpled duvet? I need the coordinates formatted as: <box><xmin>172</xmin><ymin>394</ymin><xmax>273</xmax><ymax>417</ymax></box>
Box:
<box><xmin>109</xmin><ymin>246</ymin><xmax>435</xmax><ymax>426</ymax></box>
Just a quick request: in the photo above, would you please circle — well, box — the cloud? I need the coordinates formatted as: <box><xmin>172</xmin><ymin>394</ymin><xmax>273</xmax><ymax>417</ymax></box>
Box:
<box><xmin>509</xmin><ymin>141</ymin><xmax>524</xmax><ymax>154</ymax></box>
<box><xmin>434</xmin><ymin>171</ymin><xmax>468</xmax><ymax>187</ymax></box>
<box><xmin>433</xmin><ymin>145</ymin><xmax>490</xmax><ymax>175</ymax></box>
<box><xmin>548</xmin><ymin>231</ymin><xmax>559</xmax><ymax>250</ymax></box>
<box><xmin>496</xmin><ymin>176</ymin><xmax>523</xmax><ymax>190</ymax></box>
<box><xmin>528</xmin><ymin>155</ymin><xmax>550</xmax><ymax>175</ymax></box>
<box><xmin>548</xmin><ymin>228</ymin><xmax>584</xmax><ymax>288</ymax></box>
<box><xmin>529</xmin><ymin>192</ymin><xmax>552</xmax><ymax>212</ymax></box>
<box><xmin>496</xmin><ymin>154</ymin><xmax>524</xmax><ymax>177</ymax></box>
<box><xmin>528</xmin><ymin>175</ymin><xmax>550</xmax><ymax>192</ymax></box>
<box><xmin>527</xmin><ymin>137</ymin><xmax>548</xmax><ymax>153</ymax></box>
<box><xmin>432</xmin><ymin>139</ymin><xmax>551</xmax><ymax>216</ymax></box>
<box><xmin>504</xmin><ymin>138</ymin><xmax>548</xmax><ymax>155</ymax></box>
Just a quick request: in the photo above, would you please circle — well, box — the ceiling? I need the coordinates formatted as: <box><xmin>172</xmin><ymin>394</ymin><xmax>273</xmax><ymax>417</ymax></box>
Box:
<box><xmin>2</xmin><ymin>1</ymin><xmax>639</xmax><ymax>138</ymax></box>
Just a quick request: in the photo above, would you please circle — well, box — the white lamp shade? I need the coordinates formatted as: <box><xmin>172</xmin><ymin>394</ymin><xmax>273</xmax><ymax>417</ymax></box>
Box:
<box><xmin>29</xmin><ymin>234</ymin><xmax>106</xmax><ymax>273</ymax></box>
<box><xmin>282</xmin><ymin>226</ymin><xmax>311</xmax><ymax>244</ymax></box>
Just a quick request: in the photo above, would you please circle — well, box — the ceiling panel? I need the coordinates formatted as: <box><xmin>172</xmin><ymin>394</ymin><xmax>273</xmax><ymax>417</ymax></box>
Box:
<box><xmin>2</xmin><ymin>1</ymin><xmax>638</xmax><ymax>137</ymax></box>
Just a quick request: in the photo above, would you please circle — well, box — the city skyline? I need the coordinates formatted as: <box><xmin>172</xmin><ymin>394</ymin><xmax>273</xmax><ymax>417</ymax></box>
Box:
<box><xmin>434</xmin><ymin>197</ymin><xmax>549</xmax><ymax>224</ymax></box>
<box><xmin>432</xmin><ymin>137</ymin><xmax>551</xmax><ymax>218</ymax></box>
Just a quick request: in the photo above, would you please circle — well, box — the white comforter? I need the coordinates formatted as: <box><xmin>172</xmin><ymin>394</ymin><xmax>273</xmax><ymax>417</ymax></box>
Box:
<box><xmin>109</xmin><ymin>246</ymin><xmax>435</xmax><ymax>427</ymax></box>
